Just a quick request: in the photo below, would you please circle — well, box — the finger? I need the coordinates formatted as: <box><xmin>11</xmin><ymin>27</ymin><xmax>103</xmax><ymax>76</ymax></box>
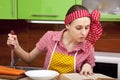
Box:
<box><xmin>8</xmin><ymin>33</ymin><xmax>17</xmax><ymax>38</ymax></box>
<box><xmin>80</xmin><ymin>69</ymin><xmax>84</xmax><ymax>75</ymax></box>
<box><xmin>80</xmin><ymin>70</ymin><xmax>87</xmax><ymax>76</ymax></box>
<box><xmin>8</xmin><ymin>33</ymin><xmax>11</xmax><ymax>36</ymax></box>
<box><xmin>89</xmin><ymin>71</ymin><xmax>94</xmax><ymax>75</ymax></box>
<box><xmin>84</xmin><ymin>70</ymin><xmax>88</xmax><ymax>76</ymax></box>
<box><xmin>7</xmin><ymin>40</ymin><xmax>10</xmax><ymax>45</ymax></box>
<box><xmin>87</xmin><ymin>71</ymin><xmax>92</xmax><ymax>76</ymax></box>
<box><xmin>7</xmin><ymin>40</ymin><xmax>13</xmax><ymax>45</ymax></box>
<box><xmin>87</xmin><ymin>70</ymin><xmax>94</xmax><ymax>76</ymax></box>
<box><xmin>7</xmin><ymin>37</ymin><xmax>16</xmax><ymax>44</ymax></box>
<box><xmin>7</xmin><ymin>40</ymin><xmax>13</xmax><ymax>46</ymax></box>
<box><xmin>8</xmin><ymin>37</ymin><xmax>15</xmax><ymax>41</ymax></box>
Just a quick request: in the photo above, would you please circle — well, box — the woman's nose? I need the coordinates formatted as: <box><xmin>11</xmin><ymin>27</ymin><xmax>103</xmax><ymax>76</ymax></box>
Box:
<box><xmin>81</xmin><ymin>29</ymin><xmax>86</xmax><ymax>35</ymax></box>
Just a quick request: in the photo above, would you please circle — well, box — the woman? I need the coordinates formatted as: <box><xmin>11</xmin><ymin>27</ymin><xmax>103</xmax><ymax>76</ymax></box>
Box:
<box><xmin>7</xmin><ymin>4</ymin><xmax>102</xmax><ymax>75</ymax></box>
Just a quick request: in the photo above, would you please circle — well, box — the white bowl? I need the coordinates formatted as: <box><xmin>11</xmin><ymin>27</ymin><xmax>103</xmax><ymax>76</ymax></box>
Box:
<box><xmin>25</xmin><ymin>70</ymin><xmax>59</xmax><ymax>80</ymax></box>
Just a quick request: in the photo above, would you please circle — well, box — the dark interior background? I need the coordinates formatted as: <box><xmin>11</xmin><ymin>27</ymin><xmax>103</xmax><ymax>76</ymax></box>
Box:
<box><xmin>0</xmin><ymin>20</ymin><xmax>120</xmax><ymax>78</ymax></box>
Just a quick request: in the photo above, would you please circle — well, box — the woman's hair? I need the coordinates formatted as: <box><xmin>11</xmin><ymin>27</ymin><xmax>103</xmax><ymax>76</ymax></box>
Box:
<box><xmin>66</xmin><ymin>4</ymin><xmax>88</xmax><ymax>17</ymax></box>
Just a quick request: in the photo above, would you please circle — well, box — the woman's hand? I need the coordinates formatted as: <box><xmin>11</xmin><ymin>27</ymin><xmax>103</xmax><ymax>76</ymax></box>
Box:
<box><xmin>7</xmin><ymin>33</ymin><xmax>19</xmax><ymax>48</ymax></box>
<box><xmin>80</xmin><ymin>63</ymin><xmax>93</xmax><ymax>76</ymax></box>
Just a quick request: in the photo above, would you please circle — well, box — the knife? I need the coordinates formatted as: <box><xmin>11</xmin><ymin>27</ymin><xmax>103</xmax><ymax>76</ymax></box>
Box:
<box><xmin>10</xmin><ymin>30</ymin><xmax>15</xmax><ymax>68</ymax></box>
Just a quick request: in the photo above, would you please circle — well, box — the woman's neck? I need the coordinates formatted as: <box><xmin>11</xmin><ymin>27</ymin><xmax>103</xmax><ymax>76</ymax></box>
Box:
<box><xmin>62</xmin><ymin>31</ymin><xmax>80</xmax><ymax>51</ymax></box>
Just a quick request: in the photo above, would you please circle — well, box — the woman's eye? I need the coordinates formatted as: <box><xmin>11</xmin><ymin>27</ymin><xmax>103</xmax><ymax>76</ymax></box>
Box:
<box><xmin>85</xmin><ymin>26</ymin><xmax>90</xmax><ymax>30</ymax></box>
<box><xmin>85</xmin><ymin>27</ymin><xmax>89</xmax><ymax>30</ymax></box>
<box><xmin>76</xmin><ymin>27</ymin><xmax>82</xmax><ymax>30</ymax></box>
<box><xmin>75</xmin><ymin>25</ymin><xmax>90</xmax><ymax>30</ymax></box>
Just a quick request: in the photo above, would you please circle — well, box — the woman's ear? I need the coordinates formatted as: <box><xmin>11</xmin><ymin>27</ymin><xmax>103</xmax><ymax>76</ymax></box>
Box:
<box><xmin>65</xmin><ymin>24</ymin><xmax>70</xmax><ymax>29</ymax></box>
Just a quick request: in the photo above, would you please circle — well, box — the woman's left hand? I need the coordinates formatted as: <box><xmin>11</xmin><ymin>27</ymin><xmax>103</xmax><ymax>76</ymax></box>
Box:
<box><xmin>80</xmin><ymin>63</ymin><xmax>93</xmax><ymax>76</ymax></box>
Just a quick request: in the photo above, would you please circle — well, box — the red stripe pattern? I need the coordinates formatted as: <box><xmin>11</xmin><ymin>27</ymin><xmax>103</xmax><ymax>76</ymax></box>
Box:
<box><xmin>64</xmin><ymin>10</ymin><xmax>103</xmax><ymax>45</ymax></box>
<box><xmin>86</xmin><ymin>10</ymin><xmax>103</xmax><ymax>45</ymax></box>
<box><xmin>64</xmin><ymin>10</ymin><xmax>90</xmax><ymax>25</ymax></box>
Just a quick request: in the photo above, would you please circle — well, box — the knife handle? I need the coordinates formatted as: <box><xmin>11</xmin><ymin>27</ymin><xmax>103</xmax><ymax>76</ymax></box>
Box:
<box><xmin>10</xmin><ymin>30</ymin><xmax>15</xmax><ymax>48</ymax></box>
<box><xmin>10</xmin><ymin>30</ymin><xmax>15</xmax><ymax>35</ymax></box>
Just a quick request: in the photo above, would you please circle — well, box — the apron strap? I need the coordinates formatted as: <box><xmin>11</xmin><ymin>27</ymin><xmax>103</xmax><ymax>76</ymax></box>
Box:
<box><xmin>74</xmin><ymin>51</ymin><xmax>78</xmax><ymax>72</ymax></box>
<box><xmin>47</xmin><ymin>41</ymin><xmax>58</xmax><ymax>69</ymax></box>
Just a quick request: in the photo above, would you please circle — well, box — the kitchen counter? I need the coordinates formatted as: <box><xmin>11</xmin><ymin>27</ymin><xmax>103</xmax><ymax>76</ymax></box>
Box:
<box><xmin>0</xmin><ymin>73</ymin><xmax>115</xmax><ymax>80</ymax></box>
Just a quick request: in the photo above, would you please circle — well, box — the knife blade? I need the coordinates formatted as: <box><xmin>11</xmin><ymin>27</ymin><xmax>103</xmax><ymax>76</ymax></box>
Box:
<box><xmin>10</xmin><ymin>30</ymin><xmax>15</xmax><ymax>68</ymax></box>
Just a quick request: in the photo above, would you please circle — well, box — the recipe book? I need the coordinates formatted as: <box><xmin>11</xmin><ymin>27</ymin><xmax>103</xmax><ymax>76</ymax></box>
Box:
<box><xmin>59</xmin><ymin>73</ymin><xmax>116</xmax><ymax>80</ymax></box>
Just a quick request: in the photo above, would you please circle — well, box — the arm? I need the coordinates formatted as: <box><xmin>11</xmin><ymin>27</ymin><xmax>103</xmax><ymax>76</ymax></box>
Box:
<box><xmin>7</xmin><ymin>34</ymin><xmax>41</xmax><ymax>63</ymax></box>
<box><xmin>80</xmin><ymin>44</ymin><xmax>95</xmax><ymax>75</ymax></box>
<box><xmin>14</xmin><ymin>46</ymin><xmax>40</xmax><ymax>63</ymax></box>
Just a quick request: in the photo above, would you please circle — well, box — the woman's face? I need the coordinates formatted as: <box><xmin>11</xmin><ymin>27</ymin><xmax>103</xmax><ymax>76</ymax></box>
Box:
<box><xmin>66</xmin><ymin>17</ymin><xmax>91</xmax><ymax>43</ymax></box>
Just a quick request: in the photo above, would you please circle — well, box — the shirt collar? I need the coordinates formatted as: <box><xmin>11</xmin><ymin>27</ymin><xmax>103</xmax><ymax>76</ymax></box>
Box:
<box><xmin>73</xmin><ymin>41</ymin><xmax>86</xmax><ymax>52</ymax></box>
<box><xmin>52</xmin><ymin>28</ymin><xmax>67</xmax><ymax>41</ymax></box>
<box><xmin>52</xmin><ymin>28</ymin><xmax>86</xmax><ymax>52</ymax></box>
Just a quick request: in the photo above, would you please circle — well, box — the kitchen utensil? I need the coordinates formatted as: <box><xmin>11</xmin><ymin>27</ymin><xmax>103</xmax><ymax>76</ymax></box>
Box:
<box><xmin>10</xmin><ymin>30</ymin><xmax>15</xmax><ymax>68</ymax></box>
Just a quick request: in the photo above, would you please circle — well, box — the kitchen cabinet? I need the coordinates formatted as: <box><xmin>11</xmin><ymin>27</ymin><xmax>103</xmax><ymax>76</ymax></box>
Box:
<box><xmin>0</xmin><ymin>0</ymin><xmax>17</xmax><ymax>19</ymax></box>
<box><xmin>76</xmin><ymin>0</ymin><xmax>120</xmax><ymax>21</ymax></box>
<box><xmin>18</xmin><ymin>0</ymin><xmax>75</xmax><ymax>20</ymax></box>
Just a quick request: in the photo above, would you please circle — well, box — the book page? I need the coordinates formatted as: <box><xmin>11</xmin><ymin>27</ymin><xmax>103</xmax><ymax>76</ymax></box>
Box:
<box><xmin>59</xmin><ymin>73</ymin><xmax>116</xmax><ymax>80</ymax></box>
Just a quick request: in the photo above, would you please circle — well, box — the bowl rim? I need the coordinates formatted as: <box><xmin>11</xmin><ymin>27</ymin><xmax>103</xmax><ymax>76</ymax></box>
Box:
<box><xmin>25</xmin><ymin>70</ymin><xmax>59</xmax><ymax>78</ymax></box>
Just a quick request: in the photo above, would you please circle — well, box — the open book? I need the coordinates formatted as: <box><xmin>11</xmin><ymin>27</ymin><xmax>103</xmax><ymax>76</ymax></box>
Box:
<box><xmin>59</xmin><ymin>73</ymin><xmax>116</xmax><ymax>80</ymax></box>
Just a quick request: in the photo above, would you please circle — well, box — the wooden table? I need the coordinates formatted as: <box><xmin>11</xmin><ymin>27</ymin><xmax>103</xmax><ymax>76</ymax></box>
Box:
<box><xmin>0</xmin><ymin>73</ymin><xmax>115</xmax><ymax>80</ymax></box>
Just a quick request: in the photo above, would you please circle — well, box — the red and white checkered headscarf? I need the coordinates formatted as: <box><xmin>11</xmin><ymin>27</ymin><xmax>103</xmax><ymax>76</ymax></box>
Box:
<box><xmin>64</xmin><ymin>9</ymin><xmax>103</xmax><ymax>45</ymax></box>
<box><xmin>64</xmin><ymin>10</ymin><xmax>90</xmax><ymax>25</ymax></box>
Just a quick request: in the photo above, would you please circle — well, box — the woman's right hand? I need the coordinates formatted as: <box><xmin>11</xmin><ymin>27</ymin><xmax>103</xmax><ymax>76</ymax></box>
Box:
<box><xmin>7</xmin><ymin>33</ymin><xmax>19</xmax><ymax>48</ymax></box>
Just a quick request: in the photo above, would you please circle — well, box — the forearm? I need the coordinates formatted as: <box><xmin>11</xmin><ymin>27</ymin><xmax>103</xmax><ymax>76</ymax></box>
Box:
<box><xmin>14</xmin><ymin>45</ymin><xmax>32</xmax><ymax>63</ymax></box>
<box><xmin>7</xmin><ymin>34</ymin><xmax>38</xmax><ymax>63</ymax></box>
